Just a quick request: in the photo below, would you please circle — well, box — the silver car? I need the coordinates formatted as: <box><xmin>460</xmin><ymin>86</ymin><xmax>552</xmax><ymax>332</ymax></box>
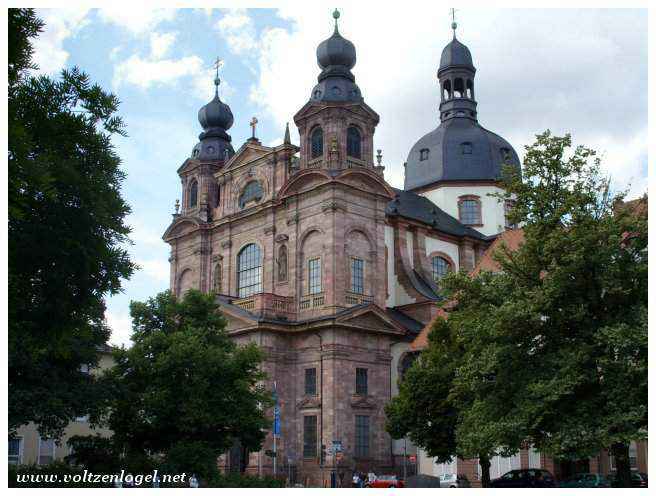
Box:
<box><xmin>439</xmin><ymin>474</ymin><xmax>471</xmax><ymax>488</ymax></box>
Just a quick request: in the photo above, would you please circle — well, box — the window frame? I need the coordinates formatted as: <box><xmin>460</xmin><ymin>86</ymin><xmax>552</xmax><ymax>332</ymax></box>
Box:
<box><xmin>431</xmin><ymin>255</ymin><xmax>450</xmax><ymax>282</ymax></box>
<box><xmin>238</xmin><ymin>180</ymin><xmax>264</xmax><ymax>209</ymax></box>
<box><xmin>355</xmin><ymin>367</ymin><xmax>368</xmax><ymax>395</ymax></box>
<box><xmin>346</xmin><ymin>126</ymin><xmax>362</xmax><ymax>159</ymax></box>
<box><xmin>8</xmin><ymin>436</ymin><xmax>23</xmax><ymax>465</ymax></box>
<box><xmin>188</xmin><ymin>180</ymin><xmax>198</xmax><ymax>208</ymax></box>
<box><xmin>307</xmin><ymin>257</ymin><xmax>322</xmax><ymax>295</ymax></box>
<box><xmin>419</xmin><ymin>148</ymin><xmax>430</xmax><ymax>161</ymax></box>
<box><xmin>303</xmin><ymin>415</ymin><xmax>318</xmax><ymax>459</ymax></box>
<box><xmin>37</xmin><ymin>437</ymin><xmax>56</xmax><ymax>466</ymax></box>
<box><xmin>354</xmin><ymin>415</ymin><xmax>370</xmax><ymax>458</ymax></box>
<box><xmin>350</xmin><ymin>257</ymin><xmax>365</xmax><ymax>294</ymax></box>
<box><xmin>237</xmin><ymin>244</ymin><xmax>263</xmax><ymax>298</ymax></box>
<box><xmin>458</xmin><ymin>196</ymin><xmax>482</xmax><ymax>226</ymax></box>
<box><xmin>304</xmin><ymin>368</ymin><xmax>317</xmax><ymax>396</ymax></box>
<box><xmin>310</xmin><ymin>127</ymin><xmax>324</xmax><ymax>159</ymax></box>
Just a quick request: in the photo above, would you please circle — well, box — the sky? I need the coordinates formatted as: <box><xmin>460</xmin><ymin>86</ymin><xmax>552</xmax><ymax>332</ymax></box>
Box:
<box><xmin>30</xmin><ymin>7</ymin><xmax>648</xmax><ymax>348</ymax></box>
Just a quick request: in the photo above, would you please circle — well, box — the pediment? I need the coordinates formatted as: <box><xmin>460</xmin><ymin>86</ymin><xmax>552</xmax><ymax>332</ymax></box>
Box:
<box><xmin>277</xmin><ymin>169</ymin><xmax>331</xmax><ymax>198</ymax></box>
<box><xmin>224</xmin><ymin>144</ymin><xmax>270</xmax><ymax>172</ymax></box>
<box><xmin>162</xmin><ymin>217</ymin><xmax>200</xmax><ymax>241</ymax></box>
<box><xmin>335</xmin><ymin>169</ymin><xmax>395</xmax><ymax>199</ymax></box>
<box><xmin>336</xmin><ymin>306</ymin><xmax>404</xmax><ymax>334</ymax></box>
<box><xmin>350</xmin><ymin>395</ymin><xmax>376</xmax><ymax>410</ymax></box>
<box><xmin>296</xmin><ymin>396</ymin><xmax>322</xmax><ymax>410</ymax></box>
<box><xmin>217</xmin><ymin>303</ymin><xmax>258</xmax><ymax>331</ymax></box>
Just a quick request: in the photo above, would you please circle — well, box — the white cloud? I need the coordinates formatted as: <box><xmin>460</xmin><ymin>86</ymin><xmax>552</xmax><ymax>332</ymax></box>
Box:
<box><xmin>98</xmin><ymin>7</ymin><xmax>176</xmax><ymax>35</ymax></box>
<box><xmin>32</xmin><ymin>8</ymin><xmax>91</xmax><ymax>75</ymax></box>
<box><xmin>113</xmin><ymin>53</ymin><xmax>204</xmax><ymax>90</ymax></box>
<box><xmin>244</xmin><ymin>7</ymin><xmax>647</xmax><ymax>194</ymax></box>
<box><xmin>106</xmin><ymin>310</ymin><xmax>133</xmax><ymax>348</ymax></box>
<box><xmin>136</xmin><ymin>258</ymin><xmax>170</xmax><ymax>284</ymax></box>
<box><xmin>215</xmin><ymin>8</ymin><xmax>258</xmax><ymax>55</ymax></box>
<box><xmin>150</xmin><ymin>32</ymin><xmax>177</xmax><ymax>60</ymax></box>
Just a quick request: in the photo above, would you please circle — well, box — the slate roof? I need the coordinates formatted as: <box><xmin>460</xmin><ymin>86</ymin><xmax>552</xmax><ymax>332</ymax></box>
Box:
<box><xmin>385</xmin><ymin>307</ymin><xmax>425</xmax><ymax>336</ymax></box>
<box><xmin>386</xmin><ymin>188</ymin><xmax>488</xmax><ymax>240</ymax></box>
<box><xmin>404</xmin><ymin>118</ymin><xmax>521</xmax><ymax>191</ymax></box>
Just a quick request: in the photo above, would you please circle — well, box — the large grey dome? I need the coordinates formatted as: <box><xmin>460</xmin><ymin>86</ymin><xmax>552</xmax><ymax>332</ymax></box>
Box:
<box><xmin>404</xmin><ymin>118</ymin><xmax>520</xmax><ymax>190</ymax></box>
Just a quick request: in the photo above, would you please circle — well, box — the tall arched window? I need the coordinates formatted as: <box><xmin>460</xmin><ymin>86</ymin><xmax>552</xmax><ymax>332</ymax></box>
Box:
<box><xmin>311</xmin><ymin>127</ymin><xmax>323</xmax><ymax>159</ymax></box>
<box><xmin>431</xmin><ymin>256</ymin><xmax>450</xmax><ymax>282</ymax></box>
<box><xmin>237</xmin><ymin>244</ymin><xmax>262</xmax><ymax>297</ymax></box>
<box><xmin>188</xmin><ymin>180</ymin><xmax>198</xmax><ymax>208</ymax></box>
<box><xmin>277</xmin><ymin>245</ymin><xmax>288</xmax><ymax>282</ymax></box>
<box><xmin>347</xmin><ymin>126</ymin><xmax>362</xmax><ymax>159</ymax></box>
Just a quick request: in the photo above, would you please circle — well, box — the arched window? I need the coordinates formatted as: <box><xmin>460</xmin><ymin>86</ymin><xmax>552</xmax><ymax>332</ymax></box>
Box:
<box><xmin>311</xmin><ymin>127</ymin><xmax>323</xmax><ymax>159</ymax></box>
<box><xmin>188</xmin><ymin>180</ymin><xmax>198</xmax><ymax>208</ymax></box>
<box><xmin>213</xmin><ymin>262</ymin><xmax>222</xmax><ymax>294</ymax></box>
<box><xmin>442</xmin><ymin>80</ymin><xmax>452</xmax><ymax>100</ymax></box>
<box><xmin>238</xmin><ymin>181</ymin><xmax>263</xmax><ymax>209</ymax></box>
<box><xmin>277</xmin><ymin>245</ymin><xmax>288</xmax><ymax>282</ymax></box>
<box><xmin>466</xmin><ymin>79</ymin><xmax>474</xmax><ymax>99</ymax></box>
<box><xmin>454</xmin><ymin>78</ymin><xmax>465</xmax><ymax>98</ymax></box>
<box><xmin>431</xmin><ymin>256</ymin><xmax>450</xmax><ymax>282</ymax></box>
<box><xmin>458</xmin><ymin>197</ymin><xmax>482</xmax><ymax>225</ymax></box>
<box><xmin>237</xmin><ymin>244</ymin><xmax>262</xmax><ymax>297</ymax></box>
<box><xmin>347</xmin><ymin>126</ymin><xmax>362</xmax><ymax>159</ymax></box>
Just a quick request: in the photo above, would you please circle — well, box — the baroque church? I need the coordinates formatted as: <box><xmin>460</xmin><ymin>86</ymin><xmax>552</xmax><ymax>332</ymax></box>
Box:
<box><xmin>162</xmin><ymin>11</ymin><xmax>521</xmax><ymax>484</ymax></box>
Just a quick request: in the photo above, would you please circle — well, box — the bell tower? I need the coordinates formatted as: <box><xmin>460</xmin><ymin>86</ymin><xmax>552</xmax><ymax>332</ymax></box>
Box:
<box><xmin>293</xmin><ymin>10</ymin><xmax>380</xmax><ymax>172</ymax></box>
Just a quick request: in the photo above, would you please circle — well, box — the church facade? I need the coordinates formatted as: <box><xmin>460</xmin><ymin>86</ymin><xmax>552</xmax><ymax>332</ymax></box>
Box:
<box><xmin>162</xmin><ymin>11</ymin><xmax>521</xmax><ymax>485</ymax></box>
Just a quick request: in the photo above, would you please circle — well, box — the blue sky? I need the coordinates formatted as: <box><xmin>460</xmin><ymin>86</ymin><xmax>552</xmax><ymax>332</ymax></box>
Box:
<box><xmin>30</xmin><ymin>7</ymin><xmax>648</xmax><ymax>347</ymax></box>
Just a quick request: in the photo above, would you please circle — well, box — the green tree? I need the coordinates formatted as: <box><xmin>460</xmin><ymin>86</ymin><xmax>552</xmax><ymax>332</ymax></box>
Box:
<box><xmin>8</xmin><ymin>8</ymin><xmax>135</xmax><ymax>437</ymax></box>
<box><xmin>91</xmin><ymin>290</ymin><xmax>272</xmax><ymax>479</ymax></box>
<box><xmin>386</xmin><ymin>314</ymin><xmax>519</xmax><ymax>487</ymax></box>
<box><xmin>444</xmin><ymin>131</ymin><xmax>647</xmax><ymax>487</ymax></box>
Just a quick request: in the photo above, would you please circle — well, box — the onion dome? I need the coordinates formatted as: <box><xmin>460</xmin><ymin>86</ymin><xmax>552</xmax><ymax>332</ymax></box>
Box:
<box><xmin>191</xmin><ymin>71</ymin><xmax>234</xmax><ymax>161</ymax></box>
<box><xmin>310</xmin><ymin>9</ymin><xmax>363</xmax><ymax>103</ymax></box>
<box><xmin>439</xmin><ymin>38</ymin><xmax>474</xmax><ymax>71</ymax></box>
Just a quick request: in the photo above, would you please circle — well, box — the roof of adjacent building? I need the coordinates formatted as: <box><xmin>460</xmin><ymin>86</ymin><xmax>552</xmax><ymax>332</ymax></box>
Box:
<box><xmin>470</xmin><ymin>227</ymin><xmax>525</xmax><ymax>276</ymax></box>
<box><xmin>409</xmin><ymin>228</ymin><xmax>525</xmax><ymax>351</ymax></box>
<box><xmin>386</xmin><ymin>188</ymin><xmax>488</xmax><ymax>240</ymax></box>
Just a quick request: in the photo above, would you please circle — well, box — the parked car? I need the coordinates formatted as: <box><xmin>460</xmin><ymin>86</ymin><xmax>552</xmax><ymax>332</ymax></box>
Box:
<box><xmin>367</xmin><ymin>475</ymin><xmax>404</xmax><ymax>488</ymax></box>
<box><xmin>559</xmin><ymin>473</ymin><xmax>610</xmax><ymax>488</ymax></box>
<box><xmin>489</xmin><ymin>469</ymin><xmax>556</xmax><ymax>488</ymax></box>
<box><xmin>608</xmin><ymin>471</ymin><xmax>648</xmax><ymax>488</ymax></box>
<box><xmin>439</xmin><ymin>474</ymin><xmax>471</xmax><ymax>488</ymax></box>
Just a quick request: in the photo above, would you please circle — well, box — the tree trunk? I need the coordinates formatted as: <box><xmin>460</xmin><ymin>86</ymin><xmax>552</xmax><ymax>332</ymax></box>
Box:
<box><xmin>610</xmin><ymin>442</ymin><xmax>632</xmax><ymax>488</ymax></box>
<box><xmin>479</xmin><ymin>454</ymin><xmax>492</xmax><ymax>488</ymax></box>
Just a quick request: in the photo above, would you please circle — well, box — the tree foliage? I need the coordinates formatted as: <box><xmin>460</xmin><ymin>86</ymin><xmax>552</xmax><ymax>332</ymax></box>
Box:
<box><xmin>8</xmin><ymin>8</ymin><xmax>135</xmax><ymax>437</ymax></box>
<box><xmin>89</xmin><ymin>290</ymin><xmax>272</xmax><ymax>475</ymax></box>
<box><xmin>387</xmin><ymin>131</ymin><xmax>647</xmax><ymax>488</ymax></box>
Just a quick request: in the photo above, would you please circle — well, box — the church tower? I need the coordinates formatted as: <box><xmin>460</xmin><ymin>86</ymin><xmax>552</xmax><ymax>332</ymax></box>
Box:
<box><xmin>403</xmin><ymin>19</ymin><xmax>521</xmax><ymax>236</ymax></box>
<box><xmin>294</xmin><ymin>10</ymin><xmax>382</xmax><ymax>173</ymax></box>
